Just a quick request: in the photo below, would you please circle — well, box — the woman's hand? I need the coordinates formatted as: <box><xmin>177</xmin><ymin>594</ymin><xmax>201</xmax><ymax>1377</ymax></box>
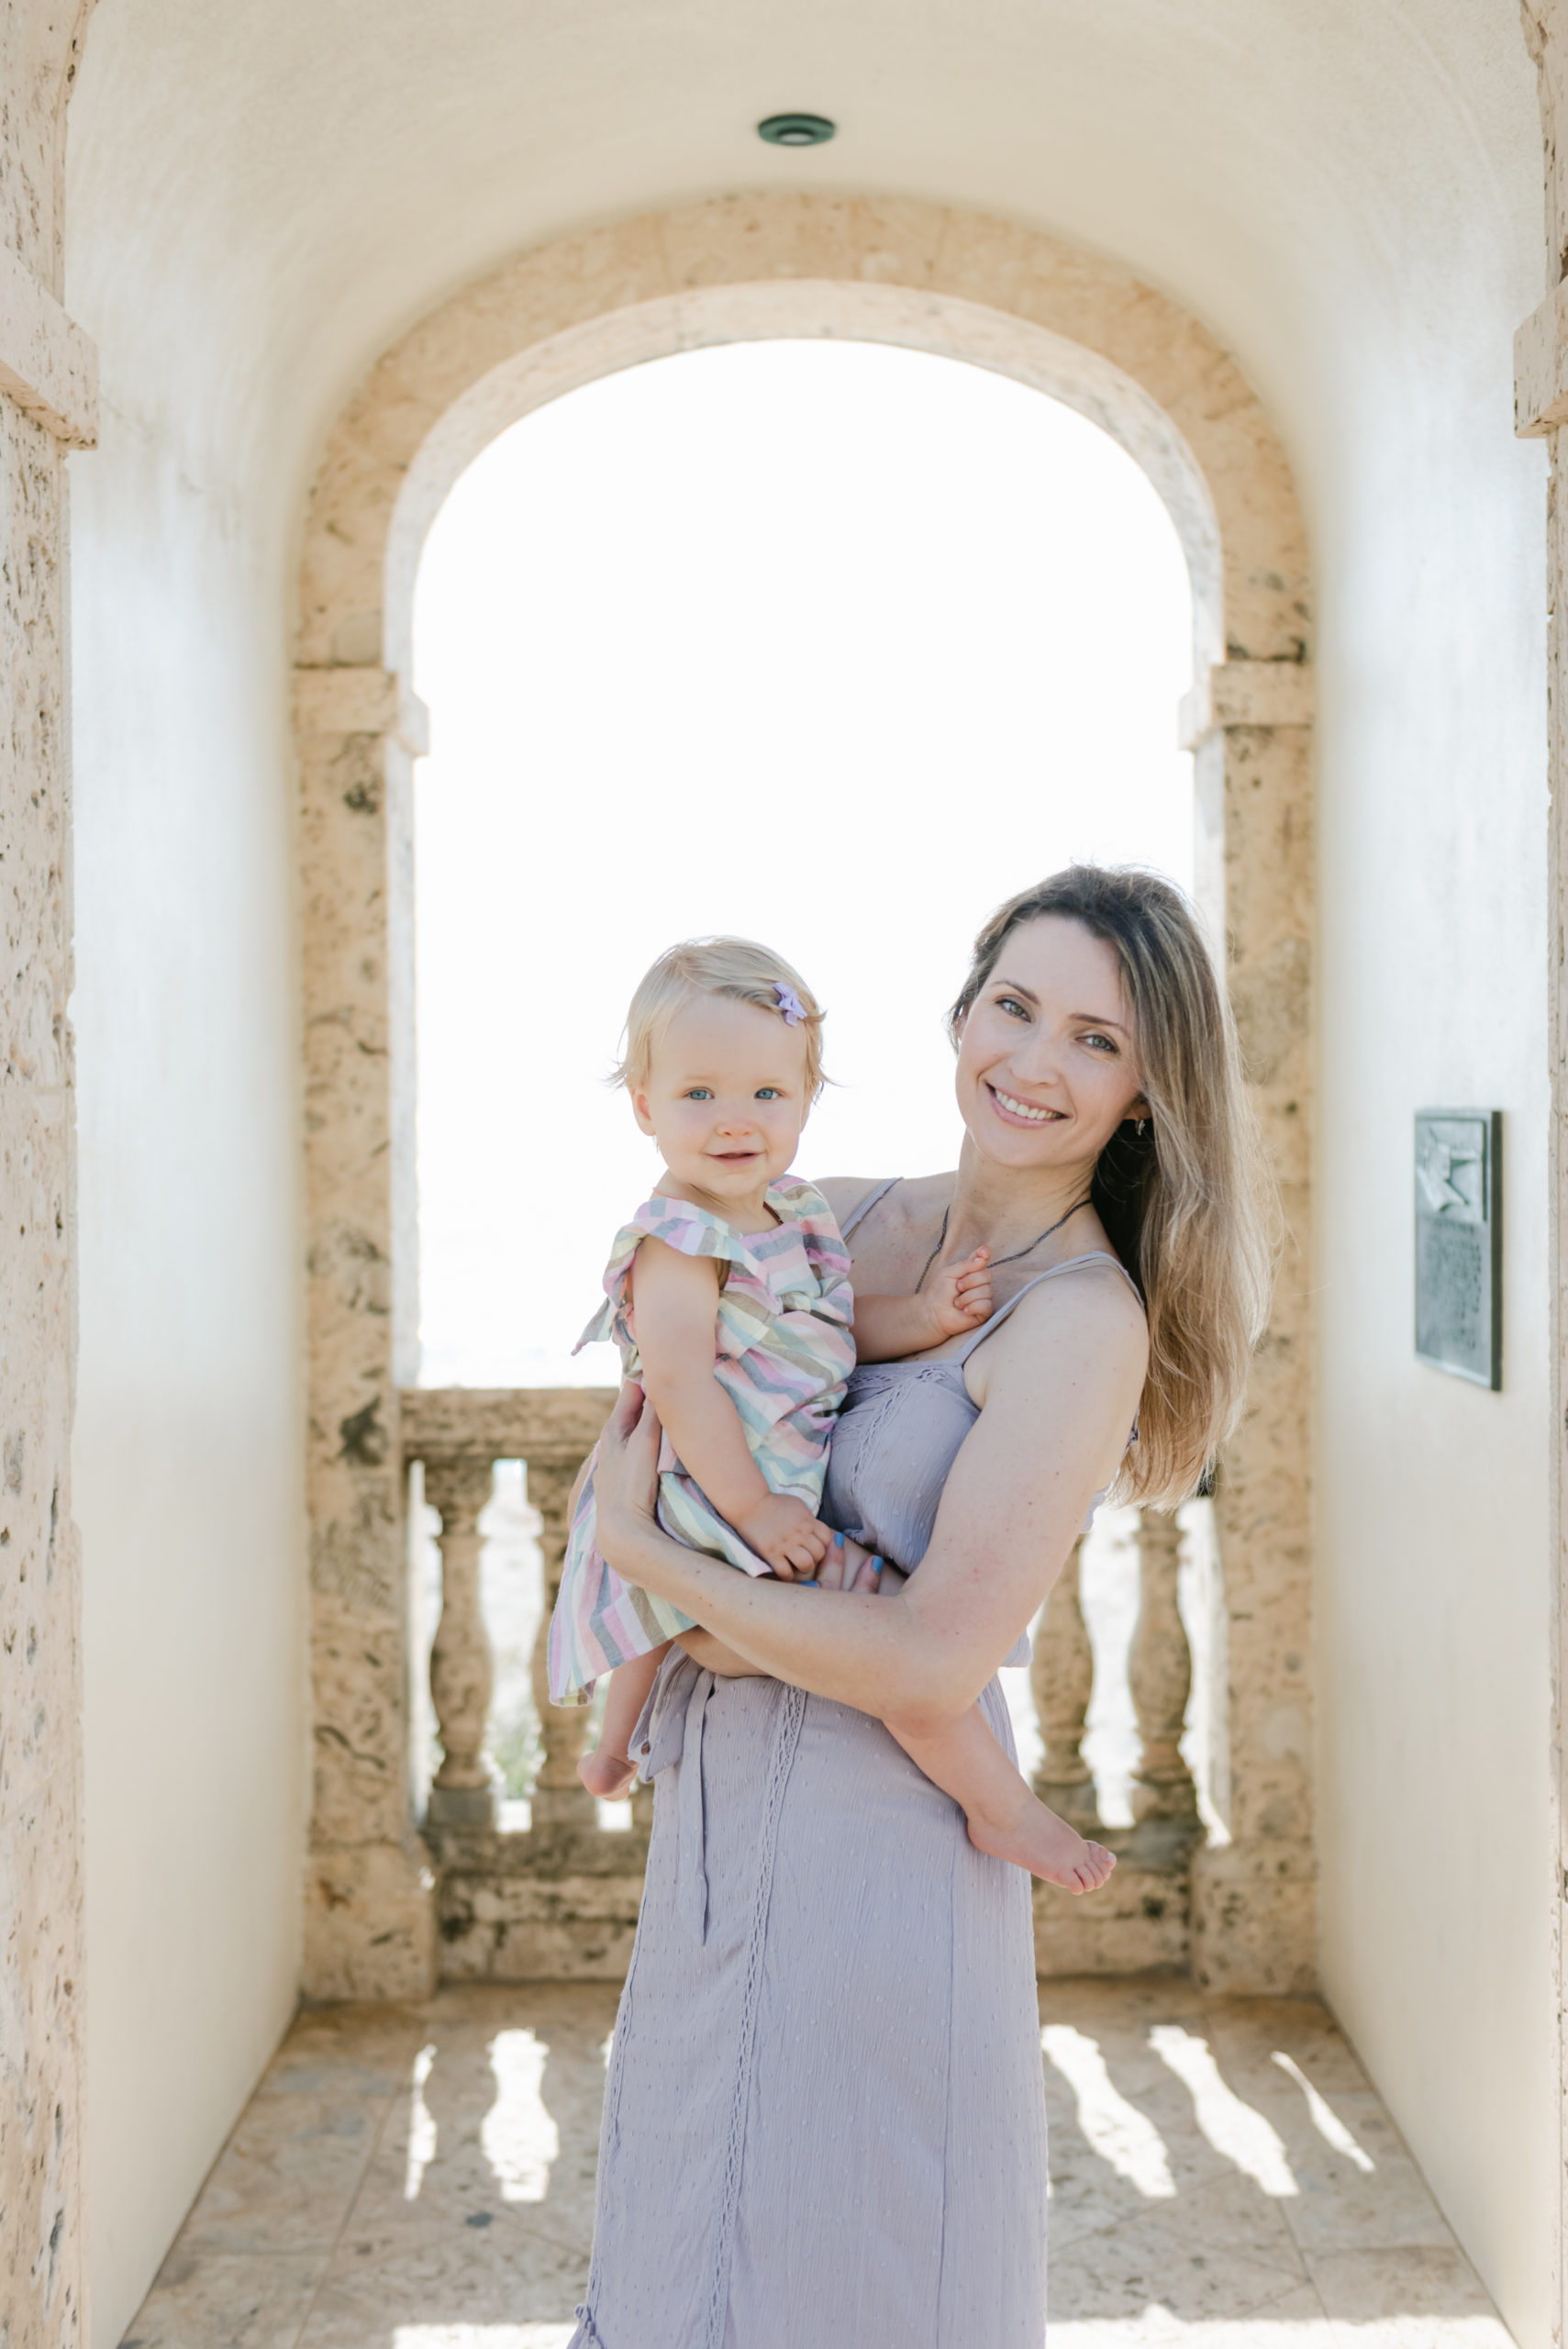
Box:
<box><xmin>813</xmin><ymin>1531</ymin><xmax>893</xmax><ymax>1594</ymax></box>
<box><xmin>592</xmin><ymin>1382</ymin><xmax>662</xmax><ymax>1573</ymax></box>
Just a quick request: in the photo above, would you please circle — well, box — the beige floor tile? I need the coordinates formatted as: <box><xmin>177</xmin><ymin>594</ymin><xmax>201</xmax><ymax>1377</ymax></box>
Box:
<box><xmin>1136</xmin><ymin>2169</ymin><xmax>1308</xmax><ymax>2277</ymax></box>
<box><xmin>1280</xmin><ymin>2129</ymin><xmax>1458</xmax><ymax>2257</ymax></box>
<box><xmin>1046</xmin><ymin>2157</ymin><xmax>1179</xmax><ymax>2255</ymax></box>
<box><xmin>1043</xmin><ymin>2033</ymin><xmax>1248</xmax><ymax>2202</ymax></box>
<box><xmin>352</xmin><ymin>2332</ymin><xmax>578</xmax><ymax>2348</ymax></box>
<box><xmin>117</xmin><ymin>2249</ymin><xmax>327</xmax><ymax>2349</ymax></box>
<box><xmin>1206</xmin><ymin>2006</ymin><xmax>1376</xmax><ymax>2099</ymax></box>
<box><xmin>177</xmin><ymin>2090</ymin><xmax>387</xmax><ymax>2255</ymax></box>
<box><xmin>1048</xmin><ymin>2202</ymin><xmax>1311</xmax><ymax>2327</ymax></box>
<box><xmin>119</xmin><ymin>1980</ymin><xmax>1519</xmax><ymax>2349</ymax></box>
<box><xmin>1159</xmin><ymin>2278</ymin><xmax>1336</xmax><ymax>2343</ymax></box>
<box><xmin>269</xmin><ymin>2005</ymin><xmax>434</xmax><ymax>2085</ymax></box>
<box><xmin>297</xmin><ymin>2226</ymin><xmax>590</xmax><ymax>2343</ymax></box>
<box><xmin>346</xmin><ymin>2004</ymin><xmax>606</xmax><ymax>2260</ymax></box>
<box><xmin>1308</xmin><ymin>2245</ymin><xmax>1514</xmax><ymax>2344</ymax></box>
<box><xmin>1048</xmin><ymin>2277</ymin><xmax>1336</xmax><ymax>2347</ymax></box>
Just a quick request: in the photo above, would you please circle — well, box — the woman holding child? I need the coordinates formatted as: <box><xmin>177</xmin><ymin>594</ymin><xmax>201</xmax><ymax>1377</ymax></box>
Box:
<box><xmin>559</xmin><ymin>866</ymin><xmax>1272</xmax><ymax>2349</ymax></box>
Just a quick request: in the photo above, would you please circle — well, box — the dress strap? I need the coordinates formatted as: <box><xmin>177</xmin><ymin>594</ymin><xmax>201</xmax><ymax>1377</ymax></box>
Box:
<box><xmin>954</xmin><ymin>1250</ymin><xmax>1144</xmax><ymax>1363</ymax></box>
<box><xmin>839</xmin><ymin>1176</ymin><xmax>901</xmax><ymax>1239</ymax></box>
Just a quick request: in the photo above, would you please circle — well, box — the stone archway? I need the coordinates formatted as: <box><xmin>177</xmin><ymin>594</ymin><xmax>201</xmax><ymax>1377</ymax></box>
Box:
<box><xmin>294</xmin><ymin>191</ymin><xmax>1313</xmax><ymax>1999</ymax></box>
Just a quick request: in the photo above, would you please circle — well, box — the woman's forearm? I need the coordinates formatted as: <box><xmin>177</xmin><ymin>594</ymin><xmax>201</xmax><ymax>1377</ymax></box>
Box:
<box><xmin>675</xmin><ymin>1627</ymin><xmax>772</xmax><ymax>1676</ymax></box>
<box><xmin>604</xmin><ymin>1508</ymin><xmax>984</xmax><ymax>1731</ymax></box>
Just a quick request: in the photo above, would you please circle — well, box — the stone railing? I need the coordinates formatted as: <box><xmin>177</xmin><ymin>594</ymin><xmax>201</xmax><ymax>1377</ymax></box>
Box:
<box><xmin>401</xmin><ymin>1387</ymin><xmax>1208</xmax><ymax>1979</ymax></box>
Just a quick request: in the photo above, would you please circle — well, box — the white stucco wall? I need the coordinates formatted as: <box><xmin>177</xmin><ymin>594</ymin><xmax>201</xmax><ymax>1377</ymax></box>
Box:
<box><xmin>60</xmin><ymin>0</ymin><xmax>1558</xmax><ymax>2337</ymax></box>
<box><xmin>63</xmin><ymin>196</ymin><xmax>307</xmax><ymax>2349</ymax></box>
<box><xmin>1310</xmin><ymin>192</ymin><xmax>1557</xmax><ymax>2349</ymax></box>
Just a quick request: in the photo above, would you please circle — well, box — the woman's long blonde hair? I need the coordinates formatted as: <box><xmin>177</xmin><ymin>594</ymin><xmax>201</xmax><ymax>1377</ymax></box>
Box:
<box><xmin>950</xmin><ymin>866</ymin><xmax>1277</xmax><ymax>1508</ymax></box>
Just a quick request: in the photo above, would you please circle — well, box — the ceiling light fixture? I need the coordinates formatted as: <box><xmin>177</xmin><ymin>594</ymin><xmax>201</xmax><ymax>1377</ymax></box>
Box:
<box><xmin>757</xmin><ymin>114</ymin><xmax>837</xmax><ymax>148</ymax></box>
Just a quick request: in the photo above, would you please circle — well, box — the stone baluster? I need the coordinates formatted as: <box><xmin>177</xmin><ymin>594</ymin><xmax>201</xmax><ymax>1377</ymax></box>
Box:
<box><xmin>1030</xmin><ymin>1535</ymin><xmax>1102</xmax><ymax>1831</ymax></box>
<box><xmin>528</xmin><ymin>1459</ymin><xmax>597</xmax><ymax>1827</ymax></box>
<box><xmin>1129</xmin><ymin>1508</ymin><xmax>1199</xmax><ymax>1824</ymax></box>
<box><xmin>424</xmin><ymin>1455</ymin><xmax>499</xmax><ymax>1828</ymax></box>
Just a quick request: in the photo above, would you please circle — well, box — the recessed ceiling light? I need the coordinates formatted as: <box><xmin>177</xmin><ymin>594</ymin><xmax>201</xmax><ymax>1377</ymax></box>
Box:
<box><xmin>757</xmin><ymin>114</ymin><xmax>837</xmax><ymax>148</ymax></box>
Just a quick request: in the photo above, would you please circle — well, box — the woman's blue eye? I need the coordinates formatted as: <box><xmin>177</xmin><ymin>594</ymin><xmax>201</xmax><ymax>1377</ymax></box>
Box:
<box><xmin>996</xmin><ymin>995</ymin><xmax>1029</xmax><ymax>1019</ymax></box>
<box><xmin>1082</xmin><ymin>1033</ymin><xmax>1117</xmax><ymax>1053</ymax></box>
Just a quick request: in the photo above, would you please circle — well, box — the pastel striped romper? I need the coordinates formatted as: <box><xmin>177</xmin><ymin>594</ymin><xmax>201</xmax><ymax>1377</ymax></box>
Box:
<box><xmin>546</xmin><ymin>1181</ymin><xmax>855</xmax><ymax>1706</ymax></box>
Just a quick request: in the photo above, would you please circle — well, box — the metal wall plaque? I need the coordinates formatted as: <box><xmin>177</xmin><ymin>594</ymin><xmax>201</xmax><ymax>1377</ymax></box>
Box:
<box><xmin>1415</xmin><ymin>1110</ymin><xmax>1502</xmax><ymax>1389</ymax></box>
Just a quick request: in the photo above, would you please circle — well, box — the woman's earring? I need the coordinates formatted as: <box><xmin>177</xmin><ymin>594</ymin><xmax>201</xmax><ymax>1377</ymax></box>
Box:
<box><xmin>1137</xmin><ymin>1119</ymin><xmax>1148</xmax><ymax>1138</ymax></box>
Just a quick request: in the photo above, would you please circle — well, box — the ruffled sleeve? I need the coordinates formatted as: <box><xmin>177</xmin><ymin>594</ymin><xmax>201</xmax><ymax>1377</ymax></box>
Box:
<box><xmin>767</xmin><ymin>1179</ymin><xmax>854</xmax><ymax>1326</ymax></box>
<box><xmin>573</xmin><ymin>1194</ymin><xmax>756</xmax><ymax>1359</ymax></box>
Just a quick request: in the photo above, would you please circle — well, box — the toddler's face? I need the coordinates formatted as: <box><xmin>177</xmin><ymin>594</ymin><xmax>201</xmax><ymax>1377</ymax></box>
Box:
<box><xmin>632</xmin><ymin>995</ymin><xmax>810</xmax><ymax>1215</ymax></box>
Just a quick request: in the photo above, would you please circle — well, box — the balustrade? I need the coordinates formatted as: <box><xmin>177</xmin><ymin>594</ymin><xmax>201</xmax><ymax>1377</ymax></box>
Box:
<box><xmin>402</xmin><ymin>1386</ymin><xmax>617</xmax><ymax>1835</ymax></box>
<box><xmin>401</xmin><ymin>1391</ymin><xmax>1208</xmax><ymax>1966</ymax></box>
<box><xmin>1129</xmin><ymin>1508</ymin><xmax>1200</xmax><ymax>1828</ymax></box>
<box><xmin>1030</xmin><ymin>1536</ymin><xmax>1102</xmax><ymax>1831</ymax></box>
<box><xmin>527</xmin><ymin>1458</ymin><xmax>597</xmax><ymax>1827</ymax></box>
<box><xmin>423</xmin><ymin>1454</ymin><xmax>500</xmax><ymax>1827</ymax></box>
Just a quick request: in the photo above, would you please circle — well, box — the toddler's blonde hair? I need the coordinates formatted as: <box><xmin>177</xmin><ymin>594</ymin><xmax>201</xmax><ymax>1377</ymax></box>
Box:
<box><xmin>614</xmin><ymin>937</ymin><xmax>828</xmax><ymax>1102</ymax></box>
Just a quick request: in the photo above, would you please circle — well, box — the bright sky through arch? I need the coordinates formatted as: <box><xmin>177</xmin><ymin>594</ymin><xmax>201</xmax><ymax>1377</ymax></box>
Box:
<box><xmin>412</xmin><ymin>339</ymin><xmax>1194</xmax><ymax>1386</ymax></box>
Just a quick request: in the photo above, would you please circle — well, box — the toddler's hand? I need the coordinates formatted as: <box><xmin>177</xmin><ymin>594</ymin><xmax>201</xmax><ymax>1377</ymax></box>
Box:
<box><xmin>923</xmin><ymin>1247</ymin><xmax>993</xmax><ymax>1343</ymax></box>
<box><xmin>737</xmin><ymin>1492</ymin><xmax>834</xmax><ymax>1579</ymax></box>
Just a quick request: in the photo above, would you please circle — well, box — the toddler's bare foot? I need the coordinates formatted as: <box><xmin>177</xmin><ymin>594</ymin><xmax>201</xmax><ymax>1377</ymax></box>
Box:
<box><xmin>966</xmin><ymin>1789</ymin><xmax>1117</xmax><ymax>1894</ymax></box>
<box><xmin>577</xmin><ymin>1745</ymin><xmax>638</xmax><ymax>1800</ymax></box>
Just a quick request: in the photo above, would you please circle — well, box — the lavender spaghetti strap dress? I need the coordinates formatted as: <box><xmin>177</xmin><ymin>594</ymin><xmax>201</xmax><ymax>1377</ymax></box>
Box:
<box><xmin>569</xmin><ymin>1183</ymin><xmax>1140</xmax><ymax>2349</ymax></box>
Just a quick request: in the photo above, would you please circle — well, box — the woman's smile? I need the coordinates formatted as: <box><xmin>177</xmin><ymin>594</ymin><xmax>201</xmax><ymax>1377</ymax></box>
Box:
<box><xmin>985</xmin><ymin>1083</ymin><xmax>1065</xmax><ymax>1127</ymax></box>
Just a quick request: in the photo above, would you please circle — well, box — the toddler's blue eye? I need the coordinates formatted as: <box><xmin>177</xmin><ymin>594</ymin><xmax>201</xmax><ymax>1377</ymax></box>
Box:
<box><xmin>687</xmin><ymin>1087</ymin><xmax>712</xmax><ymax>1100</ymax></box>
<box><xmin>755</xmin><ymin>1086</ymin><xmax>781</xmax><ymax>1099</ymax></box>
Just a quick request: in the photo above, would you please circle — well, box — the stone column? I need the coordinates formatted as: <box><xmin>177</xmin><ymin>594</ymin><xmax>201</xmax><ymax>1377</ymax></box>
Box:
<box><xmin>528</xmin><ymin>1462</ymin><xmax>596</xmax><ymax>1826</ymax></box>
<box><xmin>0</xmin><ymin>28</ymin><xmax>98</xmax><ymax>2342</ymax></box>
<box><xmin>297</xmin><ymin>663</ymin><xmax>437</xmax><ymax>1995</ymax></box>
<box><xmin>1518</xmin><ymin>14</ymin><xmax>1568</xmax><ymax>2321</ymax></box>
<box><xmin>1129</xmin><ymin>1511</ymin><xmax>1199</xmax><ymax>1827</ymax></box>
<box><xmin>1030</xmin><ymin>1537</ymin><xmax>1102</xmax><ymax>1831</ymax></box>
<box><xmin>1184</xmin><ymin>661</ymin><xmax>1317</xmax><ymax>1993</ymax></box>
<box><xmin>424</xmin><ymin>1456</ymin><xmax>499</xmax><ymax>1828</ymax></box>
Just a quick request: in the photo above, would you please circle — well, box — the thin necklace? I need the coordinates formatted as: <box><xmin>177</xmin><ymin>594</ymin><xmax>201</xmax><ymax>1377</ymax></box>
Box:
<box><xmin>916</xmin><ymin>1194</ymin><xmax>1095</xmax><ymax>1295</ymax></box>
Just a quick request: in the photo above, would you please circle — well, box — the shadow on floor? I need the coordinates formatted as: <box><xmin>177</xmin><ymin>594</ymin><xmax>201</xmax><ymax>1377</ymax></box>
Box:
<box><xmin>120</xmin><ymin>1976</ymin><xmax>1514</xmax><ymax>2347</ymax></box>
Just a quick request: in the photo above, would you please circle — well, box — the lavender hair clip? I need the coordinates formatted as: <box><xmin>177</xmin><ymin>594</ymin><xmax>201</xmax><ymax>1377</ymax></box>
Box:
<box><xmin>774</xmin><ymin>983</ymin><xmax>806</xmax><ymax>1027</ymax></box>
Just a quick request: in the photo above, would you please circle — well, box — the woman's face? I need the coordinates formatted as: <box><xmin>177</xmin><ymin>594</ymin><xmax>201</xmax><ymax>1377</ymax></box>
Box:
<box><xmin>954</xmin><ymin>915</ymin><xmax>1150</xmax><ymax>1174</ymax></box>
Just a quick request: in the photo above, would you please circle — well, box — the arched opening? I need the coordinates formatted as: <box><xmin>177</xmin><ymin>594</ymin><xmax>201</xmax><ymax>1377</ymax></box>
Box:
<box><xmin>294</xmin><ymin>196</ymin><xmax>1311</xmax><ymax>2003</ymax></box>
<box><xmin>407</xmin><ymin>334</ymin><xmax>1223</xmax><ymax>1835</ymax></box>
<box><xmin>411</xmin><ymin>338</ymin><xmax>1195</xmax><ymax>1390</ymax></box>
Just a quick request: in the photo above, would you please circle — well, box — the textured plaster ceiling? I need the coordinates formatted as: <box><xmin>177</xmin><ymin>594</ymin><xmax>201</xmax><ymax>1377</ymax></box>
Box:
<box><xmin>65</xmin><ymin>0</ymin><xmax>1543</xmax><ymax>541</ymax></box>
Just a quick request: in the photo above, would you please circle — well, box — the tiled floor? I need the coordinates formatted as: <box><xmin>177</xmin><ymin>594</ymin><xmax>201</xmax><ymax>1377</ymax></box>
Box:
<box><xmin>120</xmin><ymin>1976</ymin><xmax>1515</xmax><ymax>2348</ymax></box>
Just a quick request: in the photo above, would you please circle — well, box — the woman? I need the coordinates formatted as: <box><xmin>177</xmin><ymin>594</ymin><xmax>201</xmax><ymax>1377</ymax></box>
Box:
<box><xmin>568</xmin><ymin>865</ymin><xmax>1273</xmax><ymax>2349</ymax></box>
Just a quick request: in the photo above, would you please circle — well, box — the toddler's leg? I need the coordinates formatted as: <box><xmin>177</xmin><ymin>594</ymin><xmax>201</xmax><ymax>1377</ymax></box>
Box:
<box><xmin>577</xmin><ymin>1643</ymin><xmax>671</xmax><ymax>1801</ymax></box>
<box><xmin>890</xmin><ymin>1707</ymin><xmax>1116</xmax><ymax>1894</ymax></box>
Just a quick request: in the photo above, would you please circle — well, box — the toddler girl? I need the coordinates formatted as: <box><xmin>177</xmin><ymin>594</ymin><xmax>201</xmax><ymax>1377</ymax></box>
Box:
<box><xmin>546</xmin><ymin>936</ymin><xmax>1115</xmax><ymax>1893</ymax></box>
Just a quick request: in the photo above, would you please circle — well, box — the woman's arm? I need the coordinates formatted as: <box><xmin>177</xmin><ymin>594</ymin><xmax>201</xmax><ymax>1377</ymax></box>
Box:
<box><xmin>595</xmin><ymin>1266</ymin><xmax>1146</xmax><ymax>1736</ymax></box>
<box><xmin>676</xmin><ymin>1537</ymin><xmax>888</xmax><ymax>1677</ymax></box>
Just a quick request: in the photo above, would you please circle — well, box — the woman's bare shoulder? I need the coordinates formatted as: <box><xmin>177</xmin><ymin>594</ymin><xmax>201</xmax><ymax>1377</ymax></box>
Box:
<box><xmin>976</xmin><ymin>1254</ymin><xmax>1149</xmax><ymax>1398</ymax></box>
<box><xmin>813</xmin><ymin>1171</ymin><xmax>953</xmax><ymax>1225</ymax></box>
<box><xmin>812</xmin><ymin>1175</ymin><xmax>888</xmax><ymax>1223</ymax></box>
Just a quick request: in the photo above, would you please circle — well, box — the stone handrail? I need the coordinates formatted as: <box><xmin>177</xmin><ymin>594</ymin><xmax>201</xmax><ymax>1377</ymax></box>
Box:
<box><xmin>402</xmin><ymin>1386</ymin><xmax>617</xmax><ymax>1830</ymax></box>
<box><xmin>401</xmin><ymin>1386</ymin><xmax>1200</xmax><ymax>1863</ymax></box>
